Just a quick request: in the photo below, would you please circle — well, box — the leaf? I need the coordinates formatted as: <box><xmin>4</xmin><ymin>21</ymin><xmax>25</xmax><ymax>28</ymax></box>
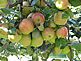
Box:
<box><xmin>49</xmin><ymin>53</ymin><xmax>67</xmax><ymax>58</ymax></box>
<box><xmin>7</xmin><ymin>43</ymin><xmax>16</xmax><ymax>52</ymax></box>
<box><xmin>31</xmin><ymin>0</ymin><xmax>38</xmax><ymax>6</ymax></box>
<box><xmin>67</xmin><ymin>51</ymin><xmax>74</xmax><ymax>60</ymax></box>
<box><xmin>69</xmin><ymin>0</ymin><xmax>81</xmax><ymax>7</ymax></box>
<box><xmin>26</xmin><ymin>46</ymin><xmax>34</xmax><ymax>56</ymax></box>
<box><xmin>55</xmin><ymin>38</ymin><xmax>69</xmax><ymax>47</ymax></box>
<box><xmin>0</xmin><ymin>8</ymin><xmax>14</xmax><ymax>14</ymax></box>
<box><xmin>72</xmin><ymin>43</ymin><xmax>81</xmax><ymax>51</ymax></box>
<box><xmin>0</xmin><ymin>57</ymin><xmax>8</xmax><ymax>61</ymax></box>
<box><xmin>0</xmin><ymin>46</ymin><xmax>3</xmax><ymax>52</ymax></box>
<box><xmin>62</xmin><ymin>9</ymin><xmax>74</xmax><ymax>19</ymax></box>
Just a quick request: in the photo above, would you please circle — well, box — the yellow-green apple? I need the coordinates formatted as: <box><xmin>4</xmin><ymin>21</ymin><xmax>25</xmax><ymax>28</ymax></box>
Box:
<box><xmin>61</xmin><ymin>46</ymin><xmax>70</xmax><ymax>54</ymax></box>
<box><xmin>19</xmin><ymin>34</ymin><xmax>31</xmax><ymax>48</ymax></box>
<box><xmin>0</xmin><ymin>28</ymin><xmax>8</xmax><ymax>39</ymax></box>
<box><xmin>8</xmin><ymin>33</ymin><xmax>22</xmax><ymax>43</ymax></box>
<box><xmin>55</xmin><ymin>0</ymin><xmax>69</xmax><ymax>10</ymax></box>
<box><xmin>19</xmin><ymin>18</ymin><xmax>34</xmax><ymax>35</ymax></box>
<box><xmin>54</xmin><ymin>47</ymin><xmax>62</xmax><ymax>55</ymax></box>
<box><xmin>54</xmin><ymin>11</ymin><xmax>68</xmax><ymax>25</ymax></box>
<box><xmin>23</xmin><ymin>1</ymin><xmax>29</xmax><ymax>7</ymax></box>
<box><xmin>0</xmin><ymin>0</ymin><xmax>8</xmax><ymax>8</ymax></box>
<box><xmin>31</xmin><ymin>29</ymin><xmax>43</xmax><ymax>48</ymax></box>
<box><xmin>37</xmin><ymin>0</ymin><xmax>46</xmax><ymax>7</ymax></box>
<box><xmin>42</xmin><ymin>28</ymin><xmax>55</xmax><ymax>41</ymax></box>
<box><xmin>22</xmin><ymin>6</ymin><xmax>33</xmax><ymax>16</ymax></box>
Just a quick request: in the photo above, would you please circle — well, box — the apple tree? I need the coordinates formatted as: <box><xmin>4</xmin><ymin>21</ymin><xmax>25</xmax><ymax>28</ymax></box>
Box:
<box><xmin>0</xmin><ymin>0</ymin><xmax>81</xmax><ymax>61</ymax></box>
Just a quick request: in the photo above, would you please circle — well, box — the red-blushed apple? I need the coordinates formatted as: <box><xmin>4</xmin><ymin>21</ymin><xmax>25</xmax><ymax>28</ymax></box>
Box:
<box><xmin>32</xmin><ymin>12</ymin><xmax>45</xmax><ymax>25</ymax></box>
<box><xmin>42</xmin><ymin>28</ymin><xmax>55</xmax><ymax>41</ymax></box>
<box><xmin>19</xmin><ymin>18</ymin><xmax>34</xmax><ymax>35</ymax></box>
<box><xmin>32</xmin><ymin>12</ymin><xmax>45</xmax><ymax>31</ymax></box>
<box><xmin>54</xmin><ymin>11</ymin><xmax>68</xmax><ymax>25</ymax></box>
<box><xmin>55</xmin><ymin>0</ymin><xmax>69</xmax><ymax>10</ymax></box>
<box><xmin>56</xmin><ymin>27</ymin><xmax>68</xmax><ymax>38</ymax></box>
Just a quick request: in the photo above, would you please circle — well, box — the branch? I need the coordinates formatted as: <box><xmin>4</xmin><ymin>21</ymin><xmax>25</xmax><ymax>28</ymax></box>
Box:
<box><xmin>43</xmin><ymin>0</ymin><xmax>51</xmax><ymax>8</ymax></box>
<box><xmin>8</xmin><ymin>0</ymin><xmax>23</xmax><ymax>8</ymax></box>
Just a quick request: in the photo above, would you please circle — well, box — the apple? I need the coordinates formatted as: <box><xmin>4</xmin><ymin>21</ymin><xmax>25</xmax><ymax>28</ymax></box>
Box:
<box><xmin>32</xmin><ymin>12</ymin><xmax>45</xmax><ymax>25</ymax></box>
<box><xmin>22</xmin><ymin>7</ymin><xmax>33</xmax><ymax>16</ymax></box>
<box><xmin>19</xmin><ymin>18</ymin><xmax>34</xmax><ymax>35</ymax></box>
<box><xmin>31</xmin><ymin>29</ymin><xmax>43</xmax><ymax>47</ymax></box>
<box><xmin>19</xmin><ymin>34</ymin><xmax>31</xmax><ymax>48</ymax></box>
<box><xmin>23</xmin><ymin>1</ymin><xmax>29</xmax><ymax>7</ymax></box>
<box><xmin>8</xmin><ymin>33</ymin><xmax>22</xmax><ymax>43</ymax></box>
<box><xmin>0</xmin><ymin>0</ymin><xmax>8</xmax><ymax>8</ymax></box>
<box><xmin>54</xmin><ymin>47</ymin><xmax>62</xmax><ymax>55</ymax></box>
<box><xmin>42</xmin><ymin>28</ymin><xmax>55</xmax><ymax>41</ymax></box>
<box><xmin>54</xmin><ymin>11</ymin><xmax>68</xmax><ymax>25</ymax></box>
<box><xmin>61</xmin><ymin>46</ymin><xmax>70</xmax><ymax>54</ymax></box>
<box><xmin>36</xmin><ymin>0</ymin><xmax>46</xmax><ymax>7</ymax></box>
<box><xmin>55</xmin><ymin>0</ymin><xmax>69</xmax><ymax>10</ymax></box>
<box><xmin>0</xmin><ymin>28</ymin><xmax>8</xmax><ymax>39</ymax></box>
<box><xmin>56</xmin><ymin>27</ymin><xmax>68</xmax><ymax>38</ymax></box>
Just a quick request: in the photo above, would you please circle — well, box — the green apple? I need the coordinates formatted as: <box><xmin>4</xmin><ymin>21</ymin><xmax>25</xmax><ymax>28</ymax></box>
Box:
<box><xmin>31</xmin><ymin>29</ymin><xmax>43</xmax><ymax>48</ymax></box>
<box><xmin>55</xmin><ymin>0</ymin><xmax>69</xmax><ymax>10</ymax></box>
<box><xmin>0</xmin><ymin>0</ymin><xmax>8</xmax><ymax>8</ymax></box>
<box><xmin>42</xmin><ymin>28</ymin><xmax>55</xmax><ymax>41</ymax></box>
<box><xmin>19</xmin><ymin>34</ymin><xmax>31</xmax><ymax>48</ymax></box>
<box><xmin>54</xmin><ymin>11</ymin><xmax>68</xmax><ymax>25</ymax></box>
<box><xmin>8</xmin><ymin>33</ymin><xmax>22</xmax><ymax>43</ymax></box>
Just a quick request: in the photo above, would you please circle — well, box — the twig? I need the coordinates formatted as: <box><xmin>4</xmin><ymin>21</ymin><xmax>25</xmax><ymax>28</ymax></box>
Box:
<box><xmin>43</xmin><ymin>0</ymin><xmax>51</xmax><ymax>8</ymax></box>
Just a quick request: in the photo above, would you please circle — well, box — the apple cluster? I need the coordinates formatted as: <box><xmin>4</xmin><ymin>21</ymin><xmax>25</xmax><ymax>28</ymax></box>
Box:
<box><xmin>0</xmin><ymin>0</ymin><xmax>73</xmax><ymax>56</ymax></box>
<box><xmin>7</xmin><ymin>12</ymin><xmax>68</xmax><ymax>48</ymax></box>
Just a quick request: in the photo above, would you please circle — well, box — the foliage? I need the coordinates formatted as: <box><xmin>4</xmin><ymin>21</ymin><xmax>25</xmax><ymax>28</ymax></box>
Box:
<box><xmin>0</xmin><ymin>0</ymin><xmax>81</xmax><ymax>61</ymax></box>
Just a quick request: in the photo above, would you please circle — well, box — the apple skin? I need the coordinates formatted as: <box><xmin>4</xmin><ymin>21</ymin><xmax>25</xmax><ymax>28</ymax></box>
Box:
<box><xmin>19</xmin><ymin>18</ymin><xmax>34</xmax><ymax>35</ymax></box>
<box><xmin>0</xmin><ymin>0</ymin><xmax>8</xmax><ymax>8</ymax></box>
<box><xmin>54</xmin><ymin>47</ymin><xmax>62</xmax><ymax>55</ymax></box>
<box><xmin>23</xmin><ymin>1</ymin><xmax>29</xmax><ymax>7</ymax></box>
<box><xmin>32</xmin><ymin>12</ymin><xmax>45</xmax><ymax>31</ymax></box>
<box><xmin>32</xmin><ymin>12</ymin><xmax>45</xmax><ymax>25</ymax></box>
<box><xmin>0</xmin><ymin>29</ymin><xmax>8</xmax><ymax>39</ymax></box>
<box><xmin>42</xmin><ymin>28</ymin><xmax>55</xmax><ymax>41</ymax></box>
<box><xmin>55</xmin><ymin>0</ymin><xmax>69</xmax><ymax>10</ymax></box>
<box><xmin>61</xmin><ymin>46</ymin><xmax>70</xmax><ymax>54</ymax></box>
<box><xmin>31</xmin><ymin>29</ymin><xmax>43</xmax><ymax>48</ymax></box>
<box><xmin>36</xmin><ymin>0</ymin><xmax>46</xmax><ymax>7</ymax></box>
<box><xmin>22</xmin><ymin>7</ymin><xmax>33</xmax><ymax>17</ymax></box>
<box><xmin>19</xmin><ymin>34</ymin><xmax>31</xmax><ymax>48</ymax></box>
<box><xmin>56</xmin><ymin>27</ymin><xmax>68</xmax><ymax>38</ymax></box>
<box><xmin>8</xmin><ymin>33</ymin><xmax>22</xmax><ymax>43</ymax></box>
<box><xmin>54</xmin><ymin>11</ymin><xmax>68</xmax><ymax>25</ymax></box>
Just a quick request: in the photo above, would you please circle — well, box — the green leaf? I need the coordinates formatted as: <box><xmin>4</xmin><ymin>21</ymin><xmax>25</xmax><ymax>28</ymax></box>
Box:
<box><xmin>0</xmin><ymin>57</ymin><xmax>8</xmax><ymax>61</ymax></box>
<box><xmin>49</xmin><ymin>53</ymin><xmax>67</xmax><ymax>58</ymax></box>
<box><xmin>26</xmin><ymin>46</ymin><xmax>34</xmax><ymax>56</ymax></box>
<box><xmin>72</xmin><ymin>43</ymin><xmax>81</xmax><ymax>51</ymax></box>
<box><xmin>0</xmin><ymin>46</ymin><xmax>3</xmax><ymax>52</ymax></box>
<box><xmin>55</xmin><ymin>38</ymin><xmax>69</xmax><ymax>47</ymax></box>
<box><xmin>31</xmin><ymin>0</ymin><xmax>38</xmax><ymax>6</ymax></box>
<box><xmin>0</xmin><ymin>8</ymin><xmax>14</xmax><ymax>14</ymax></box>
<box><xmin>67</xmin><ymin>51</ymin><xmax>74</xmax><ymax>60</ymax></box>
<box><xmin>7</xmin><ymin>43</ymin><xmax>16</xmax><ymax>52</ymax></box>
<box><xmin>69</xmin><ymin>0</ymin><xmax>81</xmax><ymax>7</ymax></box>
<box><xmin>62</xmin><ymin>9</ymin><xmax>74</xmax><ymax>19</ymax></box>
